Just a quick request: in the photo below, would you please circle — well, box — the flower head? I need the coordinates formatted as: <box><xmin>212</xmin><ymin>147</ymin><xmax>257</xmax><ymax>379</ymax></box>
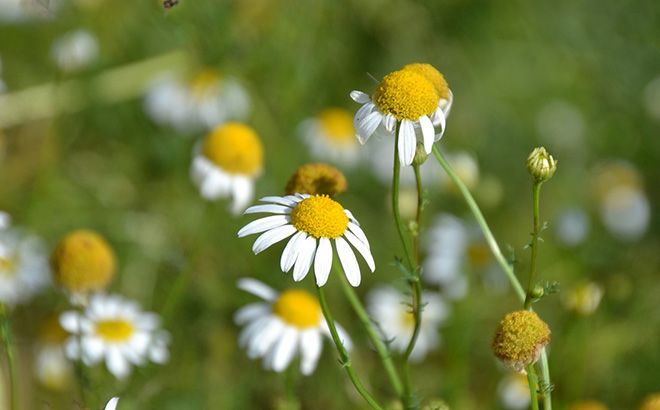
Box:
<box><xmin>238</xmin><ymin>194</ymin><xmax>374</xmax><ymax>286</ymax></box>
<box><xmin>191</xmin><ymin>122</ymin><xmax>264</xmax><ymax>214</ymax></box>
<box><xmin>51</xmin><ymin>230</ymin><xmax>115</xmax><ymax>296</ymax></box>
<box><xmin>640</xmin><ymin>394</ymin><xmax>660</xmax><ymax>410</ymax></box>
<box><xmin>35</xmin><ymin>316</ymin><xmax>73</xmax><ymax>391</ymax></box>
<box><xmin>235</xmin><ymin>278</ymin><xmax>351</xmax><ymax>375</ymax></box>
<box><xmin>492</xmin><ymin>310</ymin><xmax>551</xmax><ymax>372</ymax></box>
<box><xmin>498</xmin><ymin>373</ymin><xmax>531</xmax><ymax>410</ymax></box>
<box><xmin>526</xmin><ymin>147</ymin><xmax>557</xmax><ymax>183</ymax></box>
<box><xmin>350</xmin><ymin>63</ymin><xmax>453</xmax><ymax>166</ymax></box>
<box><xmin>60</xmin><ymin>294</ymin><xmax>169</xmax><ymax>379</ymax></box>
<box><xmin>285</xmin><ymin>163</ymin><xmax>347</xmax><ymax>197</ymax></box>
<box><xmin>298</xmin><ymin>108</ymin><xmax>361</xmax><ymax>168</ymax></box>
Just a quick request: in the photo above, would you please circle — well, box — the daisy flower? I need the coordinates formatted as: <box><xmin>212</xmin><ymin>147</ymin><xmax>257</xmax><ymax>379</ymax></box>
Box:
<box><xmin>60</xmin><ymin>294</ymin><xmax>170</xmax><ymax>379</ymax></box>
<box><xmin>561</xmin><ymin>282</ymin><xmax>603</xmax><ymax>316</ymax></box>
<box><xmin>235</xmin><ymin>278</ymin><xmax>351</xmax><ymax>375</ymax></box>
<box><xmin>0</xmin><ymin>223</ymin><xmax>50</xmax><ymax>307</ymax></box>
<box><xmin>190</xmin><ymin>122</ymin><xmax>264</xmax><ymax>215</ymax></box>
<box><xmin>298</xmin><ymin>108</ymin><xmax>361</xmax><ymax>168</ymax></box>
<box><xmin>350</xmin><ymin>63</ymin><xmax>453</xmax><ymax>166</ymax></box>
<box><xmin>366</xmin><ymin>286</ymin><xmax>448</xmax><ymax>361</ymax></box>
<box><xmin>238</xmin><ymin>194</ymin><xmax>375</xmax><ymax>287</ymax></box>
<box><xmin>51</xmin><ymin>29</ymin><xmax>99</xmax><ymax>72</ymax></box>
<box><xmin>284</xmin><ymin>163</ymin><xmax>347</xmax><ymax>197</ymax></box>
<box><xmin>144</xmin><ymin>69</ymin><xmax>250</xmax><ymax>132</ymax></box>
<box><xmin>554</xmin><ymin>207</ymin><xmax>590</xmax><ymax>247</ymax></box>
<box><xmin>34</xmin><ymin>316</ymin><xmax>74</xmax><ymax>391</ymax></box>
<box><xmin>497</xmin><ymin>373</ymin><xmax>531</xmax><ymax>410</ymax></box>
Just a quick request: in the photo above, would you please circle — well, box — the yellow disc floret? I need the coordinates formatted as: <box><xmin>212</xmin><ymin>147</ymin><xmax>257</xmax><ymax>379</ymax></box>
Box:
<box><xmin>568</xmin><ymin>401</ymin><xmax>609</xmax><ymax>410</ymax></box>
<box><xmin>641</xmin><ymin>394</ymin><xmax>660</xmax><ymax>410</ymax></box>
<box><xmin>491</xmin><ymin>310</ymin><xmax>551</xmax><ymax>372</ymax></box>
<box><xmin>402</xmin><ymin>63</ymin><xmax>450</xmax><ymax>100</ymax></box>
<box><xmin>202</xmin><ymin>122</ymin><xmax>264</xmax><ymax>175</ymax></box>
<box><xmin>95</xmin><ymin>319</ymin><xmax>135</xmax><ymax>342</ymax></box>
<box><xmin>51</xmin><ymin>230</ymin><xmax>116</xmax><ymax>294</ymax></box>
<box><xmin>272</xmin><ymin>289</ymin><xmax>322</xmax><ymax>329</ymax></box>
<box><xmin>372</xmin><ymin>69</ymin><xmax>439</xmax><ymax>121</ymax></box>
<box><xmin>285</xmin><ymin>163</ymin><xmax>348</xmax><ymax>197</ymax></box>
<box><xmin>317</xmin><ymin>108</ymin><xmax>355</xmax><ymax>143</ymax></box>
<box><xmin>290</xmin><ymin>195</ymin><xmax>349</xmax><ymax>239</ymax></box>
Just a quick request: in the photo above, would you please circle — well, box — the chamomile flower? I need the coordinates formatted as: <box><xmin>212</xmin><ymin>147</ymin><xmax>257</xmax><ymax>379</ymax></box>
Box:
<box><xmin>190</xmin><ymin>122</ymin><xmax>264</xmax><ymax>214</ymax></box>
<box><xmin>298</xmin><ymin>108</ymin><xmax>361</xmax><ymax>168</ymax></box>
<box><xmin>554</xmin><ymin>207</ymin><xmax>590</xmax><ymax>247</ymax></box>
<box><xmin>285</xmin><ymin>163</ymin><xmax>347</xmax><ymax>197</ymax></box>
<box><xmin>497</xmin><ymin>373</ymin><xmax>531</xmax><ymax>410</ymax></box>
<box><xmin>144</xmin><ymin>69</ymin><xmax>250</xmax><ymax>132</ymax></box>
<box><xmin>561</xmin><ymin>282</ymin><xmax>603</xmax><ymax>316</ymax></box>
<box><xmin>0</xmin><ymin>223</ymin><xmax>50</xmax><ymax>307</ymax></box>
<box><xmin>60</xmin><ymin>294</ymin><xmax>170</xmax><ymax>379</ymax></box>
<box><xmin>351</xmin><ymin>63</ymin><xmax>453</xmax><ymax>166</ymax></box>
<box><xmin>366</xmin><ymin>286</ymin><xmax>448</xmax><ymax>361</ymax></box>
<box><xmin>34</xmin><ymin>316</ymin><xmax>74</xmax><ymax>391</ymax></box>
<box><xmin>235</xmin><ymin>278</ymin><xmax>351</xmax><ymax>375</ymax></box>
<box><xmin>51</xmin><ymin>29</ymin><xmax>99</xmax><ymax>72</ymax></box>
<box><xmin>238</xmin><ymin>194</ymin><xmax>375</xmax><ymax>287</ymax></box>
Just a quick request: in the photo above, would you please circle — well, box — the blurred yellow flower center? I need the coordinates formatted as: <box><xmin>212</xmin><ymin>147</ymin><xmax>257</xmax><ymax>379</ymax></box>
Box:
<box><xmin>317</xmin><ymin>108</ymin><xmax>355</xmax><ymax>143</ymax></box>
<box><xmin>399</xmin><ymin>310</ymin><xmax>415</xmax><ymax>330</ymax></box>
<box><xmin>491</xmin><ymin>310</ymin><xmax>551</xmax><ymax>371</ymax></box>
<box><xmin>95</xmin><ymin>319</ymin><xmax>135</xmax><ymax>342</ymax></box>
<box><xmin>372</xmin><ymin>69</ymin><xmax>439</xmax><ymax>120</ymax></box>
<box><xmin>402</xmin><ymin>63</ymin><xmax>450</xmax><ymax>99</ymax></box>
<box><xmin>51</xmin><ymin>230</ymin><xmax>116</xmax><ymax>293</ymax></box>
<box><xmin>285</xmin><ymin>163</ymin><xmax>348</xmax><ymax>197</ymax></box>
<box><xmin>467</xmin><ymin>243</ymin><xmax>490</xmax><ymax>269</ymax></box>
<box><xmin>202</xmin><ymin>122</ymin><xmax>264</xmax><ymax>175</ymax></box>
<box><xmin>640</xmin><ymin>394</ymin><xmax>660</xmax><ymax>410</ymax></box>
<box><xmin>190</xmin><ymin>69</ymin><xmax>221</xmax><ymax>99</ymax></box>
<box><xmin>290</xmin><ymin>195</ymin><xmax>349</xmax><ymax>239</ymax></box>
<box><xmin>272</xmin><ymin>290</ymin><xmax>322</xmax><ymax>329</ymax></box>
<box><xmin>0</xmin><ymin>256</ymin><xmax>16</xmax><ymax>276</ymax></box>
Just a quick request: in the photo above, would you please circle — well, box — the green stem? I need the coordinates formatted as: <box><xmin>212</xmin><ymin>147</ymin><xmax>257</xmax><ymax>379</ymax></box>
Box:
<box><xmin>431</xmin><ymin>145</ymin><xmax>552</xmax><ymax>409</ymax></box>
<box><xmin>316</xmin><ymin>286</ymin><xmax>384</xmax><ymax>410</ymax></box>
<box><xmin>337</xmin><ymin>267</ymin><xmax>404</xmax><ymax>397</ymax></box>
<box><xmin>526</xmin><ymin>365</ymin><xmax>540</xmax><ymax>410</ymax></box>
<box><xmin>0</xmin><ymin>306</ymin><xmax>17</xmax><ymax>410</ymax></box>
<box><xmin>524</xmin><ymin>183</ymin><xmax>542</xmax><ymax>309</ymax></box>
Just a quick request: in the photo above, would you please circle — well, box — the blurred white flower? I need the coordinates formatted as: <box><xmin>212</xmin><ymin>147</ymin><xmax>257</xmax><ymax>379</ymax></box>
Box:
<box><xmin>600</xmin><ymin>186</ymin><xmax>650</xmax><ymax>241</ymax></box>
<box><xmin>536</xmin><ymin>100</ymin><xmax>585</xmax><ymax>151</ymax></box>
<box><xmin>34</xmin><ymin>316</ymin><xmax>74</xmax><ymax>391</ymax></box>
<box><xmin>441</xmin><ymin>150</ymin><xmax>479</xmax><ymax>192</ymax></box>
<box><xmin>60</xmin><ymin>294</ymin><xmax>170</xmax><ymax>379</ymax></box>
<box><xmin>298</xmin><ymin>108</ymin><xmax>361</xmax><ymax>168</ymax></box>
<box><xmin>51</xmin><ymin>29</ymin><xmax>99</xmax><ymax>72</ymax></box>
<box><xmin>190</xmin><ymin>123</ymin><xmax>264</xmax><ymax>215</ymax></box>
<box><xmin>561</xmin><ymin>282</ymin><xmax>604</xmax><ymax>316</ymax></box>
<box><xmin>498</xmin><ymin>373</ymin><xmax>531</xmax><ymax>410</ymax></box>
<box><xmin>144</xmin><ymin>69</ymin><xmax>250</xmax><ymax>132</ymax></box>
<box><xmin>0</xmin><ymin>223</ymin><xmax>50</xmax><ymax>306</ymax></box>
<box><xmin>367</xmin><ymin>286</ymin><xmax>448</xmax><ymax>361</ymax></box>
<box><xmin>0</xmin><ymin>211</ymin><xmax>10</xmax><ymax>230</ymax></box>
<box><xmin>554</xmin><ymin>207</ymin><xmax>590</xmax><ymax>247</ymax></box>
<box><xmin>643</xmin><ymin>75</ymin><xmax>660</xmax><ymax>121</ymax></box>
<box><xmin>0</xmin><ymin>55</ymin><xmax>5</xmax><ymax>93</ymax></box>
<box><xmin>234</xmin><ymin>278</ymin><xmax>350</xmax><ymax>375</ymax></box>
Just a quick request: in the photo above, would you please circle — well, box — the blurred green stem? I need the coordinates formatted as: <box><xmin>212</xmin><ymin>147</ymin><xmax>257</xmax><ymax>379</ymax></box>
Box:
<box><xmin>526</xmin><ymin>365</ymin><xmax>540</xmax><ymax>410</ymax></box>
<box><xmin>431</xmin><ymin>145</ymin><xmax>552</xmax><ymax>409</ymax></box>
<box><xmin>0</xmin><ymin>305</ymin><xmax>17</xmax><ymax>410</ymax></box>
<box><xmin>524</xmin><ymin>183</ymin><xmax>542</xmax><ymax>309</ymax></box>
<box><xmin>316</xmin><ymin>286</ymin><xmax>384</xmax><ymax>410</ymax></box>
<box><xmin>337</xmin><ymin>267</ymin><xmax>404</xmax><ymax>397</ymax></box>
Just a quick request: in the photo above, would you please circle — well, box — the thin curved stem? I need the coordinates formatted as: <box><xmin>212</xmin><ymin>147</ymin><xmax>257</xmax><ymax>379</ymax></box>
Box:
<box><xmin>316</xmin><ymin>286</ymin><xmax>384</xmax><ymax>410</ymax></box>
<box><xmin>337</xmin><ymin>267</ymin><xmax>404</xmax><ymax>397</ymax></box>
<box><xmin>432</xmin><ymin>145</ymin><xmax>552</xmax><ymax>409</ymax></box>
<box><xmin>525</xmin><ymin>183</ymin><xmax>542</xmax><ymax>309</ymax></box>
<box><xmin>0</xmin><ymin>306</ymin><xmax>17</xmax><ymax>410</ymax></box>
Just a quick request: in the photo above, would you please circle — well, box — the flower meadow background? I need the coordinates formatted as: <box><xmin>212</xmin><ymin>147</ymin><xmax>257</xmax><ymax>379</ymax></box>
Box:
<box><xmin>0</xmin><ymin>0</ymin><xmax>659</xmax><ymax>409</ymax></box>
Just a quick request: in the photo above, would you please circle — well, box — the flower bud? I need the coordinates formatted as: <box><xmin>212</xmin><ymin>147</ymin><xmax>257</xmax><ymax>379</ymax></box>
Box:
<box><xmin>527</xmin><ymin>147</ymin><xmax>557</xmax><ymax>183</ymax></box>
<box><xmin>412</xmin><ymin>143</ymin><xmax>429</xmax><ymax>166</ymax></box>
<box><xmin>492</xmin><ymin>310</ymin><xmax>551</xmax><ymax>372</ymax></box>
<box><xmin>51</xmin><ymin>230</ymin><xmax>116</xmax><ymax>295</ymax></box>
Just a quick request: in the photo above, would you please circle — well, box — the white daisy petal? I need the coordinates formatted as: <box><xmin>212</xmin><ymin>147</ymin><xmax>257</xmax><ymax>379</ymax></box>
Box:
<box><xmin>59</xmin><ymin>311</ymin><xmax>82</xmax><ymax>333</ymax></box>
<box><xmin>81</xmin><ymin>337</ymin><xmax>105</xmax><ymax>365</ymax></box>
<box><xmin>348</xmin><ymin>222</ymin><xmax>370</xmax><ymax>248</ymax></box>
<box><xmin>280</xmin><ymin>231</ymin><xmax>307</xmax><ymax>272</ymax></box>
<box><xmin>357</xmin><ymin>111</ymin><xmax>382</xmax><ymax>144</ymax></box>
<box><xmin>434</xmin><ymin>108</ymin><xmax>446</xmax><ymax>140</ymax></box>
<box><xmin>343</xmin><ymin>231</ymin><xmax>375</xmax><ymax>272</ymax></box>
<box><xmin>104</xmin><ymin>398</ymin><xmax>120</xmax><ymax>410</ymax></box>
<box><xmin>419</xmin><ymin>115</ymin><xmax>435</xmax><ymax>154</ymax></box>
<box><xmin>231</xmin><ymin>177</ymin><xmax>254</xmax><ymax>215</ymax></box>
<box><xmin>247</xmin><ymin>318</ymin><xmax>284</xmax><ymax>359</ymax></box>
<box><xmin>245</xmin><ymin>204</ymin><xmax>292</xmax><ymax>215</ymax></box>
<box><xmin>252</xmin><ymin>224</ymin><xmax>297</xmax><ymax>254</ymax></box>
<box><xmin>258</xmin><ymin>196</ymin><xmax>297</xmax><ymax>207</ymax></box>
<box><xmin>334</xmin><ymin>322</ymin><xmax>353</xmax><ymax>351</ymax></box>
<box><xmin>300</xmin><ymin>330</ymin><xmax>323</xmax><ymax>375</ymax></box>
<box><xmin>293</xmin><ymin>236</ymin><xmax>317</xmax><ymax>282</ymax></box>
<box><xmin>350</xmin><ymin>90</ymin><xmax>371</xmax><ymax>104</ymax></box>
<box><xmin>239</xmin><ymin>316</ymin><xmax>270</xmax><ymax>348</ymax></box>
<box><xmin>398</xmin><ymin>119</ymin><xmax>416</xmax><ymax>166</ymax></box>
<box><xmin>237</xmin><ymin>215</ymin><xmax>290</xmax><ymax>237</ymax></box>
<box><xmin>271</xmin><ymin>327</ymin><xmax>298</xmax><ymax>372</ymax></box>
<box><xmin>313</xmin><ymin>237</ymin><xmax>333</xmax><ymax>287</ymax></box>
<box><xmin>237</xmin><ymin>278</ymin><xmax>278</xmax><ymax>301</ymax></box>
<box><xmin>106</xmin><ymin>347</ymin><xmax>131</xmax><ymax>379</ymax></box>
<box><xmin>234</xmin><ymin>303</ymin><xmax>270</xmax><ymax>325</ymax></box>
<box><xmin>335</xmin><ymin>237</ymin><xmax>361</xmax><ymax>287</ymax></box>
<box><xmin>384</xmin><ymin>114</ymin><xmax>396</xmax><ymax>133</ymax></box>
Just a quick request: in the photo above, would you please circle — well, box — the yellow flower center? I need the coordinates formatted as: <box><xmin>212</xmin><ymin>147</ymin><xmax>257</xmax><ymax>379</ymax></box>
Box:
<box><xmin>51</xmin><ymin>230</ymin><xmax>116</xmax><ymax>293</ymax></box>
<box><xmin>202</xmin><ymin>122</ymin><xmax>264</xmax><ymax>175</ymax></box>
<box><xmin>491</xmin><ymin>310</ymin><xmax>551</xmax><ymax>370</ymax></box>
<box><xmin>467</xmin><ymin>243</ymin><xmax>490</xmax><ymax>270</ymax></box>
<box><xmin>316</xmin><ymin>108</ymin><xmax>355</xmax><ymax>143</ymax></box>
<box><xmin>0</xmin><ymin>256</ymin><xmax>16</xmax><ymax>277</ymax></box>
<box><xmin>189</xmin><ymin>69</ymin><xmax>221</xmax><ymax>100</ymax></box>
<box><xmin>285</xmin><ymin>163</ymin><xmax>347</xmax><ymax>197</ymax></box>
<box><xmin>95</xmin><ymin>319</ymin><xmax>135</xmax><ymax>342</ymax></box>
<box><xmin>290</xmin><ymin>195</ymin><xmax>349</xmax><ymax>239</ymax></box>
<box><xmin>399</xmin><ymin>310</ymin><xmax>415</xmax><ymax>330</ymax></box>
<box><xmin>372</xmin><ymin>69</ymin><xmax>439</xmax><ymax>120</ymax></box>
<box><xmin>272</xmin><ymin>289</ymin><xmax>322</xmax><ymax>329</ymax></box>
<box><xmin>402</xmin><ymin>63</ymin><xmax>450</xmax><ymax>100</ymax></box>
